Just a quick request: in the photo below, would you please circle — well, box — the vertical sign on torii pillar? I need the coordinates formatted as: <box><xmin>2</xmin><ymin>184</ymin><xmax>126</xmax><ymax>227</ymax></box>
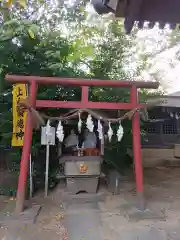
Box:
<box><xmin>11</xmin><ymin>84</ymin><xmax>27</xmax><ymax>146</ymax></box>
<box><xmin>6</xmin><ymin>74</ymin><xmax>159</xmax><ymax>213</ymax></box>
<box><xmin>16</xmin><ymin>80</ymin><xmax>37</xmax><ymax>213</ymax></box>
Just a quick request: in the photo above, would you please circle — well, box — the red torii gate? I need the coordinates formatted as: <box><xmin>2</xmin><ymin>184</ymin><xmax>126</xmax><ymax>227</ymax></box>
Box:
<box><xmin>6</xmin><ymin>74</ymin><xmax>159</xmax><ymax>213</ymax></box>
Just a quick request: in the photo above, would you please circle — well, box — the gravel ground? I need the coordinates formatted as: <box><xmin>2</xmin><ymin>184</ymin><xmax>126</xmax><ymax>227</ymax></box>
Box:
<box><xmin>100</xmin><ymin>167</ymin><xmax>180</xmax><ymax>239</ymax></box>
<box><xmin>0</xmin><ymin>196</ymin><xmax>68</xmax><ymax>240</ymax></box>
<box><xmin>1</xmin><ymin>167</ymin><xmax>180</xmax><ymax>239</ymax></box>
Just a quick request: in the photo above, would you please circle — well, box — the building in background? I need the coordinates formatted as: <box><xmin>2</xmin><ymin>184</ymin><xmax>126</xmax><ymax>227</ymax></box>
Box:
<box><xmin>141</xmin><ymin>91</ymin><xmax>180</xmax><ymax>166</ymax></box>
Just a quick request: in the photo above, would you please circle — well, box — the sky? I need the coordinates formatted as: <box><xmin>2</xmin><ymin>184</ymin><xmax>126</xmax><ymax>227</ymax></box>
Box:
<box><xmin>135</xmin><ymin>28</ymin><xmax>180</xmax><ymax>94</ymax></box>
<box><xmin>151</xmin><ymin>47</ymin><xmax>180</xmax><ymax>94</ymax></box>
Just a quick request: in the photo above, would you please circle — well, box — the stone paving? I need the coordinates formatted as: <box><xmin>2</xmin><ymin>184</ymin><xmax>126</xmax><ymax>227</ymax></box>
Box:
<box><xmin>66</xmin><ymin>202</ymin><xmax>102</xmax><ymax>240</ymax></box>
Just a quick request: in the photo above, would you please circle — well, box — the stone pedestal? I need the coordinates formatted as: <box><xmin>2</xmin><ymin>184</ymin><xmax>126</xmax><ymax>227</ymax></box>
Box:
<box><xmin>66</xmin><ymin>177</ymin><xmax>99</xmax><ymax>194</ymax></box>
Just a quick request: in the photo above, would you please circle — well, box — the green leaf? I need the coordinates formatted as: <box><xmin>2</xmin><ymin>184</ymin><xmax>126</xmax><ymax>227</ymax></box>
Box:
<box><xmin>19</xmin><ymin>0</ymin><xmax>27</xmax><ymax>8</ymax></box>
<box><xmin>27</xmin><ymin>24</ymin><xmax>39</xmax><ymax>39</ymax></box>
<box><xmin>28</xmin><ymin>29</ymin><xmax>35</xmax><ymax>39</ymax></box>
<box><xmin>3</xmin><ymin>19</ymin><xmax>17</xmax><ymax>26</ymax></box>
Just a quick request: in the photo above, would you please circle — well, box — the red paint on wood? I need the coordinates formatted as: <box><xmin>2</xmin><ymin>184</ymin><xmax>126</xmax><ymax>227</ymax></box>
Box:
<box><xmin>81</xmin><ymin>86</ymin><xmax>89</xmax><ymax>104</ymax></box>
<box><xmin>36</xmin><ymin>100</ymin><xmax>135</xmax><ymax>110</ymax></box>
<box><xmin>131</xmin><ymin>86</ymin><xmax>143</xmax><ymax>193</ymax></box>
<box><xmin>6</xmin><ymin>74</ymin><xmax>159</xmax><ymax>89</ymax></box>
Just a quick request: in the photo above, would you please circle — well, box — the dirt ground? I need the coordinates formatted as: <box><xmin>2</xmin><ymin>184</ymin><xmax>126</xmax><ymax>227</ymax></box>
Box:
<box><xmin>1</xmin><ymin>167</ymin><xmax>180</xmax><ymax>239</ymax></box>
<box><xmin>100</xmin><ymin>167</ymin><xmax>180</xmax><ymax>239</ymax></box>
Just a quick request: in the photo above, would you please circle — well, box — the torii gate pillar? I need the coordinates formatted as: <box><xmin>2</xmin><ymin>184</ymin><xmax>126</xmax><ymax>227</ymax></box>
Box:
<box><xmin>131</xmin><ymin>86</ymin><xmax>144</xmax><ymax>210</ymax></box>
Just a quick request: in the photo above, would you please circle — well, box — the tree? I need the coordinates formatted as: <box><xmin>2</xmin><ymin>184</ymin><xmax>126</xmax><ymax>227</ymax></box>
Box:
<box><xmin>130</xmin><ymin>26</ymin><xmax>180</xmax><ymax>93</ymax></box>
<box><xmin>0</xmin><ymin>1</ymin><xmax>155</xmax><ymax>194</ymax></box>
